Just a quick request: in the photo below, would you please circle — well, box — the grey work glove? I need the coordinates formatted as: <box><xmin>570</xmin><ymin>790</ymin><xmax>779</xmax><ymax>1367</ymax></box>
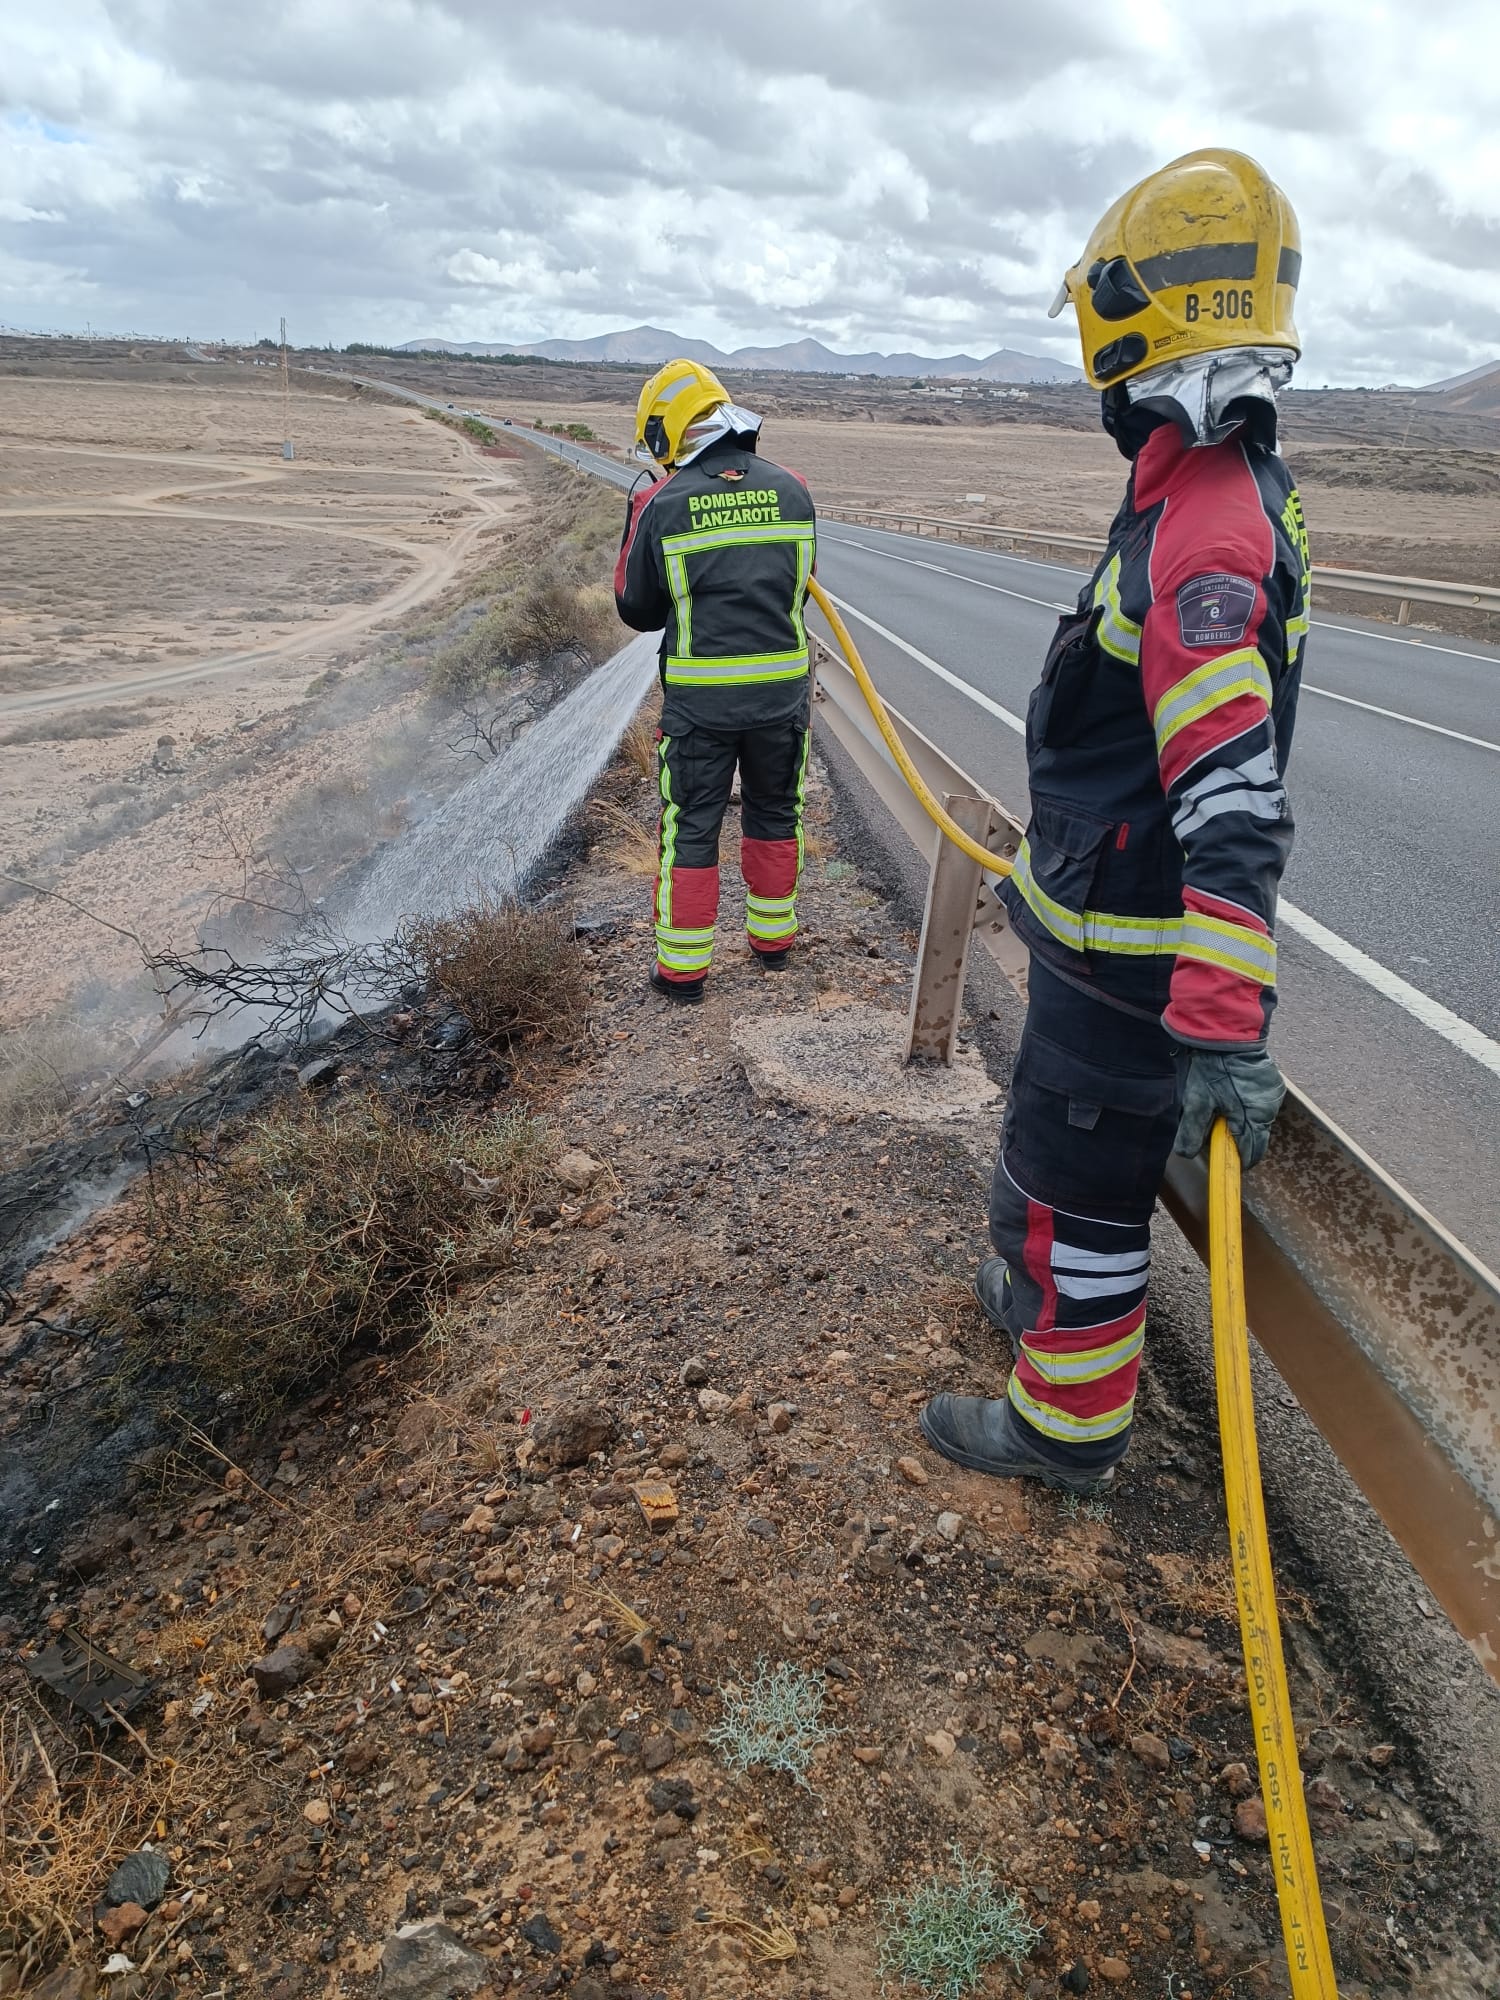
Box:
<box><xmin>1173</xmin><ymin>1047</ymin><xmax>1286</xmax><ymax>1170</ymax></box>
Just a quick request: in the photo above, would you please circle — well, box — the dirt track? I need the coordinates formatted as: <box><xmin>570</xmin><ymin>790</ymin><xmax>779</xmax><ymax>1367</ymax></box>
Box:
<box><xmin>0</xmin><ymin>382</ymin><xmax>516</xmax><ymax>717</ymax></box>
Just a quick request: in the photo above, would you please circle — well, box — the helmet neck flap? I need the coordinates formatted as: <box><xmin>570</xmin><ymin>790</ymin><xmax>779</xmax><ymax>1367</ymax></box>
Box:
<box><xmin>668</xmin><ymin>400</ymin><xmax>762</xmax><ymax>468</ymax></box>
<box><xmin>1102</xmin><ymin>346</ymin><xmax>1292</xmax><ymax>459</ymax></box>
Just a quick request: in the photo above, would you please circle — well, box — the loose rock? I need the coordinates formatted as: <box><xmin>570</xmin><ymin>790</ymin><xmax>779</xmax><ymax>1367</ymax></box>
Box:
<box><xmin>377</xmin><ymin>1920</ymin><xmax>487</xmax><ymax>1999</ymax></box>
<box><xmin>250</xmin><ymin>1645</ymin><xmax>309</xmax><ymax>1699</ymax></box>
<box><xmin>1234</xmin><ymin>1795</ymin><xmax>1268</xmax><ymax>1841</ymax></box>
<box><xmin>533</xmin><ymin>1401</ymin><xmax>617</xmax><ymax>1470</ymax></box>
<box><xmin>97</xmin><ymin>1902</ymin><xmax>148</xmax><ymax>1947</ymax></box>
<box><xmin>104</xmin><ymin>1848</ymin><xmax>170</xmax><ymax>1910</ymax></box>
<box><xmin>896</xmin><ymin>1456</ymin><xmax>929</xmax><ymax>1487</ymax></box>
<box><xmin>555</xmin><ymin>1149</ymin><xmax>605</xmax><ymax>1192</ymax></box>
<box><xmin>1128</xmin><ymin>1730</ymin><xmax>1171</xmax><ymax>1773</ymax></box>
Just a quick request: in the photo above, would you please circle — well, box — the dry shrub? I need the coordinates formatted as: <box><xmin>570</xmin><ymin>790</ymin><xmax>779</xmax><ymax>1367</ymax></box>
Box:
<box><xmin>427</xmin><ymin>571</ymin><xmax>621</xmax><ymax>700</ymax></box>
<box><xmin>0</xmin><ymin>1017</ymin><xmax>113</xmax><ymax>1149</ymax></box>
<box><xmin>412</xmin><ymin>899</ymin><xmax>588</xmax><ymax>1045</ymax></box>
<box><xmin>1</xmin><ymin>703</ymin><xmax>151</xmax><ymax>746</ymax></box>
<box><xmin>90</xmin><ymin>1093</ymin><xmax>555</xmax><ymax>1418</ymax></box>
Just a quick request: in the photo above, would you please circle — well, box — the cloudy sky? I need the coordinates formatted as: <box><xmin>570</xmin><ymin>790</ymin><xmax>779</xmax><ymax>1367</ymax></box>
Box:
<box><xmin>3</xmin><ymin>0</ymin><xmax>1497</xmax><ymax>385</ymax></box>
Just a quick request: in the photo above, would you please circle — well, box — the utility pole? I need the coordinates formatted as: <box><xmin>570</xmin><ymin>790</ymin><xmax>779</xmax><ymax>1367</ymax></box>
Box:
<box><xmin>280</xmin><ymin>315</ymin><xmax>295</xmax><ymax>460</ymax></box>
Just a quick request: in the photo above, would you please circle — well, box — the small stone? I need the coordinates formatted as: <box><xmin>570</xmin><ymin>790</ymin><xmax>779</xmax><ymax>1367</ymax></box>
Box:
<box><xmin>767</xmin><ymin>1403</ymin><xmax>794</xmax><ymax>1434</ymax></box>
<box><xmin>923</xmin><ymin>1729</ymin><xmax>956</xmax><ymax>1764</ymax></box>
<box><xmin>377</xmin><ymin>1920</ymin><xmax>486</xmax><ymax>1999</ymax></box>
<box><xmin>836</xmin><ymin>1886</ymin><xmax>859</xmax><ymax>1909</ymax></box>
<box><xmin>521</xmin><ymin>1723</ymin><xmax>556</xmax><ymax>1756</ymax></box>
<box><xmin>105</xmin><ymin>1849</ymin><xmax>170</xmax><ymax>1910</ymax></box>
<box><xmin>1076</xmin><ymin>1899</ymin><xmax>1101</xmax><ymax>1922</ymax></box>
<box><xmin>896</xmin><ymin>1456</ymin><xmax>929</xmax><ymax>1487</ymax></box>
<box><xmin>851</xmin><ymin>1745</ymin><xmax>884</xmax><ymax>1766</ymax></box>
<box><xmin>1366</xmin><ymin>1742</ymin><xmax>1396</xmax><ymax>1769</ymax></box>
<box><xmin>555</xmin><ymin>1149</ymin><xmax>605</xmax><ymax>1192</ymax></box>
<box><xmin>1128</xmin><ymin>1731</ymin><xmax>1171</xmax><ymax>1772</ymax></box>
<box><xmin>409</xmin><ymin>1693</ymin><xmax>434</xmax><ymax>1720</ymax></box>
<box><xmin>935</xmin><ymin>1511</ymin><xmax>963</xmax><ymax>1542</ymax></box>
<box><xmin>1098</xmin><ymin>1957</ymin><xmax>1131</xmax><ymax>1985</ymax></box>
<box><xmin>1306</xmin><ymin>1776</ymin><xmax>1344</xmax><ymax>1815</ymax></box>
<box><xmin>998</xmin><ymin>1724</ymin><xmax>1024</xmax><ymax>1755</ymax></box>
<box><xmin>680</xmin><ymin>1357</ymin><xmax>710</xmax><ymax>1387</ymax></box>
<box><xmin>297</xmin><ymin>1056</ymin><xmax>340</xmax><ymax>1092</ymax></box>
<box><xmin>250</xmin><ymin>1645</ymin><xmax>309</xmax><ymax>1698</ymax></box>
<box><xmin>1219</xmin><ymin>1760</ymin><xmax>1254</xmax><ymax>1798</ymax></box>
<box><xmin>641</xmin><ymin>1735</ymin><xmax>676</xmax><ymax>1772</ymax></box>
<box><xmin>1234</xmin><ymin>1795</ymin><xmax>1268</xmax><ymax>1841</ymax></box>
<box><xmin>520</xmin><ymin>1912</ymin><xmax>562</xmax><ymax>1956</ymax></box>
<box><xmin>461</xmin><ymin>1504</ymin><xmax>495</xmax><ymax>1535</ymax></box>
<box><xmin>697</xmin><ymin>1387</ymin><xmax>732</xmax><ymax>1415</ymax></box>
<box><xmin>303</xmin><ymin>1799</ymin><xmax>331</xmax><ymax>1826</ymax></box>
<box><xmin>418</xmin><ymin>1507</ymin><xmax>450</xmax><ymax>1535</ymax></box>
<box><xmin>1062</xmin><ymin>1965</ymin><xmax>1090</xmax><ymax>1994</ymax></box>
<box><xmin>659</xmin><ymin>1442</ymin><xmax>690</xmax><ymax>1469</ymax></box>
<box><xmin>97</xmin><ymin>1902</ymin><xmax>148</xmax><ymax>1946</ymax></box>
<box><xmin>575</xmin><ymin>1670</ymin><xmax>598</xmax><ymax>1697</ymax></box>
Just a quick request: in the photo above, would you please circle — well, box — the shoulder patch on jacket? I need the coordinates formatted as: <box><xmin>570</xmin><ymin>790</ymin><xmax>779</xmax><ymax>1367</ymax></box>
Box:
<box><xmin>1176</xmin><ymin>572</ymin><xmax>1256</xmax><ymax>648</ymax></box>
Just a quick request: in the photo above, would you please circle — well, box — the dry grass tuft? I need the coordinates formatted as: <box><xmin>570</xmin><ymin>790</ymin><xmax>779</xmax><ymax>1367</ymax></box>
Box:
<box><xmin>89</xmin><ymin>1093</ymin><xmax>555</xmax><ymax>1419</ymax></box>
<box><xmin>619</xmin><ymin>716</ymin><xmax>658</xmax><ymax>782</ymax></box>
<box><xmin>0</xmin><ymin>1709</ymin><xmax>174</xmax><ymax>1985</ymax></box>
<box><xmin>707</xmin><ymin>1912</ymin><xmax>798</xmax><ymax>1963</ymax></box>
<box><xmin>411</xmin><ymin>899</ymin><xmax>589</xmax><ymax>1045</ymax></box>
<box><xmin>588</xmin><ymin>799</ymin><xmax>659</xmax><ymax>878</ymax></box>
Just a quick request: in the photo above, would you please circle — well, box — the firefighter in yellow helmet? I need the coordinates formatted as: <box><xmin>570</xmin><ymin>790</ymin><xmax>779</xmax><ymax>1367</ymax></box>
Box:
<box><xmin>614</xmin><ymin>359</ymin><xmax>817</xmax><ymax>1001</ymax></box>
<box><xmin>921</xmin><ymin>151</ymin><xmax>1312</xmax><ymax>1494</ymax></box>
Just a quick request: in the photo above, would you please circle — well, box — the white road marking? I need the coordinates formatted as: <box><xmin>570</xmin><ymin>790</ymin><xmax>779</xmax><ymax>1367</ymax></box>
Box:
<box><xmin>825</xmin><ymin>535</ymin><xmax>1071</xmax><ymax>612</ymax></box>
<box><xmin>823</xmin><ymin>588</ymin><xmax>1500</xmax><ymax>1083</ymax></box>
<box><xmin>1301</xmin><ymin>684</ymin><xmax>1500</xmax><ymax>755</ymax></box>
<box><xmin>828</xmin><ymin>533</ymin><xmax>1499</xmax><ymax>749</ymax></box>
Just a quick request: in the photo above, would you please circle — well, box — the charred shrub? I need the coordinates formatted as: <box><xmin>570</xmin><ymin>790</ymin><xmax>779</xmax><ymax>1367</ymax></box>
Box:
<box><xmin>90</xmin><ymin>1094</ymin><xmax>554</xmax><ymax>1418</ymax></box>
<box><xmin>411</xmin><ymin>900</ymin><xmax>588</xmax><ymax>1047</ymax></box>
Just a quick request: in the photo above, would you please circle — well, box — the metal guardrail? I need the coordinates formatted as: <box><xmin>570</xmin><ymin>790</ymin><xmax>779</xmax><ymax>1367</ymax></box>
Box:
<box><xmin>827</xmin><ymin>508</ymin><xmax>1500</xmax><ymax>626</ymax></box>
<box><xmin>812</xmin><ymin>633</ymin><xmax>1500</xmax><ymax>1684</ymax></box>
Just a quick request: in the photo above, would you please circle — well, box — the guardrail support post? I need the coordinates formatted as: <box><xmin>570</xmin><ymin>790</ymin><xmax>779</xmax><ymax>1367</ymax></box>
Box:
<box><xmin>906</xmin><ymin>792</ymin><xmax>997</xmax><ymax>1065</ymax></box>
<box><xmin>1398</xmin><ymin>598</ymin><xmax>1411</xmax><ymax>625</ymax></box>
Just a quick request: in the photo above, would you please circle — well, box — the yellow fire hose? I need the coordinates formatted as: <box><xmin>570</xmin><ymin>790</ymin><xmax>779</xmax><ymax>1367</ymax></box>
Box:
<box><xmin>1210</xmin><ymin>1122</ymin><xmax>1339</xmax><ymax>1994</ymax></box>
<box><xmin>807</xmin><ymin>578</ymin><xmax>1012</xmax><ymax>877</ymax></box>
<box><xmin>810</xmin><ymin>576</ymin><xmax>1338</xmax><ymax>1994</ymax></box>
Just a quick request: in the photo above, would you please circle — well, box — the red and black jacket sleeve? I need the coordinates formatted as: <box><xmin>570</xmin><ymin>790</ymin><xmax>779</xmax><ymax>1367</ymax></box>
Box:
<box><xmin>1141</xmin><ymin>449</ymin><xmax>1296</xmax><ymax>1049</ymax></box>
<box><xmin>614</xmin><ymin>480</ymin><xmax>669</xmax><ymax>631</ymax></box>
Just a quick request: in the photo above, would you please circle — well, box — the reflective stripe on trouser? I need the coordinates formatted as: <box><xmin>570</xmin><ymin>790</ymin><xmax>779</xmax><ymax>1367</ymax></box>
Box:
<box><xmin>987</xmin><ymin>956</ymin><xmax>1183</xmax><ymax>1470</ymax></box>
<box><xmin>655</xmin><ymin>719</ymin><xmax>809</xmax><ymax>976</ymax></box>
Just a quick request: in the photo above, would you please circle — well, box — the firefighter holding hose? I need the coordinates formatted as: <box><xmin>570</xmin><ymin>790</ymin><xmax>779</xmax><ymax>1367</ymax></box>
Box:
<box><xmin>615</xmin><ymin>361</ymin><xmax>816</xmax><ymax>1002</ymax></box>
<box><xmin>921</xmin><ymin>151</ymin><xmax>1311</xmax><ymax>1496</ymax></box>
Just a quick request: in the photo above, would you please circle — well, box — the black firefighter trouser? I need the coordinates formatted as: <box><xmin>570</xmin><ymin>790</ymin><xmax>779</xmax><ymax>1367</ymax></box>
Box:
<box><xmin>988</xmin><ymin>956</ymin><xmax>1186</xmax><ymax>1470</ymax></box>
<box><xmin>654</xmin><ymin>720</ymin><xmax>811</xmax><ymax>982</ymax></box>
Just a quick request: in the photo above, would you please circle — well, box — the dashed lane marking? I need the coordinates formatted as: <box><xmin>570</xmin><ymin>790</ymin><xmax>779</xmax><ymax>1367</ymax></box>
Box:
<box><xmin>823</xmin><ymin>588</ymin><xmax>1500</xmax><ymax>1083</ymax></box>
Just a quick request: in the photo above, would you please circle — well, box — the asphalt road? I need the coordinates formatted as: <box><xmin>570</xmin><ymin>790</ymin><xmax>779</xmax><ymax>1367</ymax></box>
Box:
<box><xmin>814</xmin><ymin>520</ymin><xmax>1500</xmax><ymax>1273</ymax></box>
<box><xmin>345</xmin><ymin>378</ymin><xmax>1500</xmax><ymax>1271</ymax></box>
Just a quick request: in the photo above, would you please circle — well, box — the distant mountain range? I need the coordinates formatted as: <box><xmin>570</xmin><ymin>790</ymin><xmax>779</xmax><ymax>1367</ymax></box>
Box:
<box><xmin>1419</xmin><ymin>356</ymin><xmax>1500</xmax><ymax>415</ymax></box>
<box><xmin>397</xmin><ymin>323</ymin><xmax>1081</xmax><ymax>384</ymax></box>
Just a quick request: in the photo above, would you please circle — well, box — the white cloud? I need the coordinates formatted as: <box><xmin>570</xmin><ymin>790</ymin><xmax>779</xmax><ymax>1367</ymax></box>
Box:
<box><xmin>1</xmin><ymin>0</ymin><xmax>1497</xmax><ymax>381</ymax></box>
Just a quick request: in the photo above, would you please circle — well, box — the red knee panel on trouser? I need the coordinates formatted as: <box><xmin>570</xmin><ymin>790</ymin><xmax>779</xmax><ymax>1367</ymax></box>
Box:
<box><xmin>654</xmin><ymin>863</ymin><xmax>719</xmax><ymax>981</ymax></box>
<box><xmin>741</xmin><ymin>836</ymin><xmax>800</xmax><ymax>954</ymax></box>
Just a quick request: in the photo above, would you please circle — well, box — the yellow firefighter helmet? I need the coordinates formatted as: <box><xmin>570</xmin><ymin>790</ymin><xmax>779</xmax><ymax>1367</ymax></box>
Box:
<box><xmin>1050</xmin><ymin>149</ymin><xmax>1302</xmax><ymax>391</ymax></box>
<box><xmin>634</xmin><ymin>358</ymin><xmax>734</xmax><ymax>468</ymax></box>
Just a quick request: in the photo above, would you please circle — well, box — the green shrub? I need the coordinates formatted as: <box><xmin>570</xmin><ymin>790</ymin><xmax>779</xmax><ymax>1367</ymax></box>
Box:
<box><xmin>877</xmin><ymin>1849</ymin><xmax>1041</xmax><ymax>1999</ymax></box>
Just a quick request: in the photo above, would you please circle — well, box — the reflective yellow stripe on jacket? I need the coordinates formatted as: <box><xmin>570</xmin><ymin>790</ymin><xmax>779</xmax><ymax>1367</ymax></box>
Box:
<box><xmin>1010</xmin><ymin>840</ymin><xmax>1276</xmax><ymax>985</ymax></box>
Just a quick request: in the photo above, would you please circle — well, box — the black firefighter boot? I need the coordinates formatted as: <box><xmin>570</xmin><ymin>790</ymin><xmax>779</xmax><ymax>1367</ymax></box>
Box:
<box><xmin>918</xmin><ymin>1393</ymin><xmax>1116</xmax><ymax>1497</ymax></box>
<box><xmin>649</xmin><ymin>966</ymin><xmax>705</xmax><ymax>1005</ymax></box>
